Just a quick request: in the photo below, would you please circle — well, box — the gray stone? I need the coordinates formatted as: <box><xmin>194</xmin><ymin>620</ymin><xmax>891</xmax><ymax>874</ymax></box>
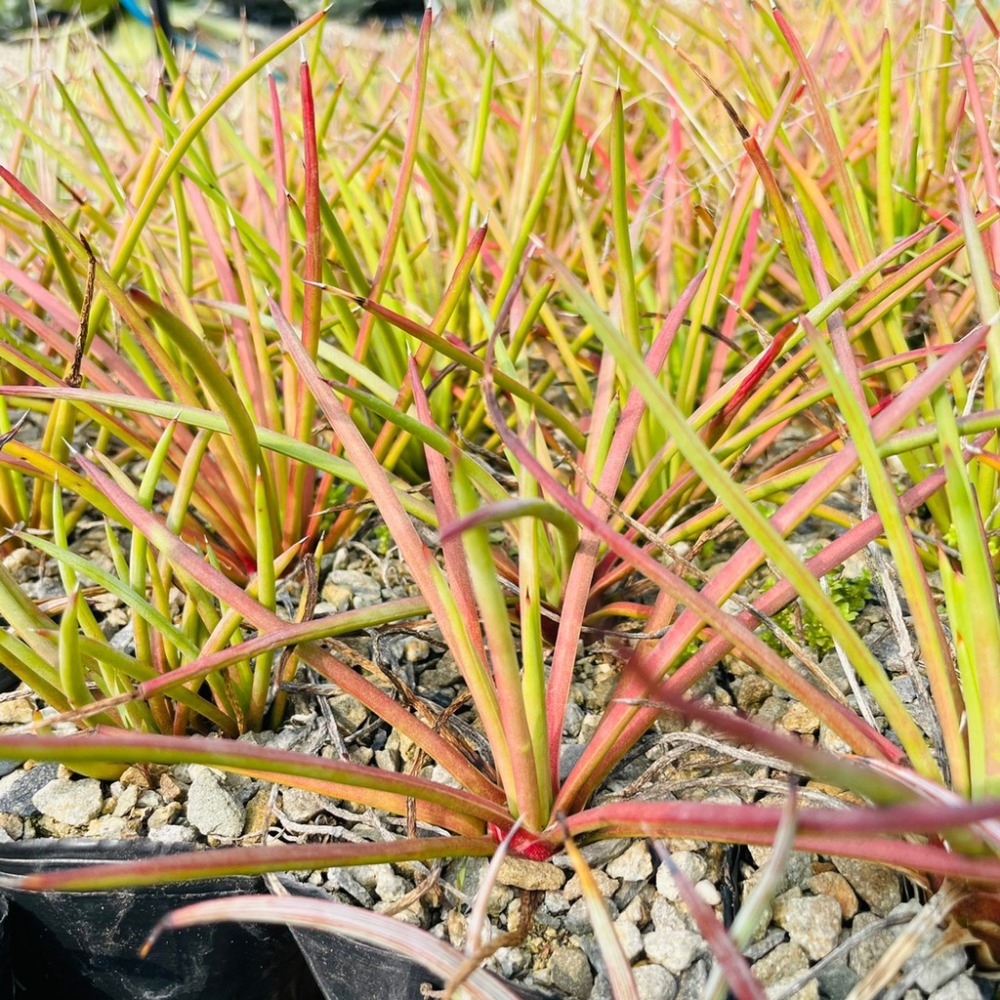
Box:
<box><xmin>650</xmin><ymin>896</ymin><xmax>690</xmax><ymax>934</ymax></box>
<box><xmin>758</xmin><ymin>695</ymin><xmax>791</xmax><ymax>723</ymax></box>
<box><xmin>891</xmin><ymin>676</ymin><xmax>916</xmax><ymax>703</ymax></box>
<box><xmin>0</xmin><ymin>763</ymin><xmax>58</xmax><ymax>816</ymax></box>
<box><xmin>329</xmin><ymin>694</ymin><xmax>368</xmax><ymax>731</ymax></box>
<box><xmin>31</xmin><ymin>778</ymin><xmax>103</xmax><ymax>826</ymax></box>
<box><xmin>765</xmin><ymin>978</ymin><xmax>818</xmax><ymax>1000</ymax></box>
<box><xmin>614</xmin><ymin>919</ymin><xmax>644</xmax><ymax>962</ymax></box>
<box><xmin>751</xmin><ymin>942</ymin><xmax>809</xmax><ymax>986</ymax></box>
<box><xmin>833</xmin><ymin>857</ymin><xmax>902</xmax><ymax>916</ymax></box>
<box><xmin>619</xmin><ymin>886</ymin><xmax>656</xmax><ymax>927</ymax></box>
<box><xmin>867</xmin><ymin>630</ymin><xmax>908</xmax><ymax>674</ymax></box>
<box><xmin>632</xmin><ymin>964</ymin><xmax>677</xmax><ymax>1000</ymax></box>
<box><xmin>587</xmin><ymin>971</ymin><xmax>612</xmax><ymax>1000</ymax></box>
<box><xmin>562</xmin><ymin>702</ymin><xmax>585</xmax><ymax>738</ymax></box>
<box><xmin>545</xmin><ymin>890</ymin><xmax>570</xmax><ymax>915</ymax></box>
<box><xmin>928</xmin><ymin>977</ymin><xmax>983</xmax><ymax>1000</ymax></box>
<box><xmin>742</xmin><ymin>927</ymin><xmax>788</xmax><ymax>962</ymax></box>
<box><xmin>675</xmin><ymin>959</ymin><xmax>708</xmax><ymax>1000</ymax></box>
<box><xmin>110</xmin><ymin>621</ymin><xmax>135</xmax><ymax>654</ymax></box>
<box><xmin>22</xmin><ymin>574</ymin><xmax>63</xmax><ymax>602</ymax></box>
<box><xmin>614</xmin><ymin>879</ymin><xmax>648</xmax><ymax>912</ymax></box>
<box><xmin>744</xmin><ymin>850</ymin><xmax>815</xmax><ymax>896</ymax></box>
<box><xmin>281</xmin><ymin>787</ymin><xmax>330</xmax><ymax>823</ymax></box>
<box><xmin>148</xmin><ymin>824</ymin><xmax>197</xmax><ymax>844</ymax></box>
<box><xmin>816</xmin><ymin>962</ymin><xmax>858</xmax><ymax>1000</ymax></box>
<box><xmin>493</xmin><ymin>946</ymin><xmax>530</xmax><ymax>980</ymax></box>
<box><xmin>374</xmin><ymin>869</ymin><xmax>411</xmax><ymax>904</ymax></box>
<box><xmin>549</xmin><ymin>946</ymin><xmax>592</xmax><ymax>1000</ymax></box>
<box><xmin>848</xmin><ymin>912</ymin><xmax>898</xmax><ymax>977</ymax></box>
<box><xmin>324</xmin><ymin>868</ymin><xmax>373</xmax><ymax>907</ymax></box>
<box><xmin>654</xmin><ymin>851</ymin><xmax>706</xmax><ymax>901</ymax></box>
<box><xmin>419</xmin><ymin>652</ymin><xmax>462</xmax><ymax>688</ymax></box>
<box><xmin>643</xmin><ymin>928</ymin><xmax>704</xmax><ymax>973</ymax></box>
<box><xmin>569</xmin><ymin>895</ymin><xmax>617</xmax><ymax>937</ymax></box>
<box><xmin>323</xmin><ymin>570</ymin><xmax>382</xmax><ymax>608</ymax></box>
<box><xmin>553</xmin><ymin>838</ymin><xmax>630</xmax><ymax>871</ymax></box>
<box><xmin>185</xmin><ymin>767</ymin><xmax>245</xmax><ymax>838</ymax></box>
<box><xmin>575</xmin><ymin>935</ymin><xmax>604</xmax><ymax>977</ymax></box>
<box><xmin>913</xmin><ymin>944</ymin><xmax>969</xmax><ymax>994</ymax></box>
<box><xmin>564</xmin><ymin>898</ymin><xmax>593</xmax><ymax>936</ymax></box>
<box><xmin>772</xmin><ymin>893</ymin><xmax>841</xmax><ymax>960</ymax></box>
<box><xmin>220</xmin><ymin>771</ymin><xmax>258</xmax><ymax>806</ymax></box>
<box><xmin>137</xmin><ymin>789</ymin><xmax>162</xmax><ymax>810</ymax></box>
<box><xmin>374</xmin><ymin>748</ymin><xmax>400</xmax><ymax>771</ymax></box>
<box><xmin>564</xmin><ymin>869</ymin><xmax>618</xmax><ymax>902</ymax></box>
<box><xmin>559</xmin><ymin>743</ymin><xmax>587</xmax><ymax>781</ymax></box>
<box><xmin>113</xmin><ymin>783</ymin><xmax>140</xmax><ymax>817</ymax></box>
<box><xmin>340</xmin><ymin>864</ymin><xmax>384</xmax><ymax>892</ymax></box>
<box><xmin>818</xmin><ymin>724</ymin><xmax>852</xmax><ymax>755</ymax></box>
<box><xmin>606</xmin><ymin>840</ymin><xmax>653</xmax><ymax>882</ymax></box>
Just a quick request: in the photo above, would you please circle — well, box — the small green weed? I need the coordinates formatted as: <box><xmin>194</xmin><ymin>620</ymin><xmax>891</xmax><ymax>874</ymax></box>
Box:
<box><xmin>762</xmin><ymin>564</ymin><xmax>873</xmax><ymax>658</ymax></box>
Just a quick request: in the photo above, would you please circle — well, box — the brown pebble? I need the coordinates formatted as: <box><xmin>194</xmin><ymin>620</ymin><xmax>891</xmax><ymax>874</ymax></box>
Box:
<box><xmin>119</xmin><ymin>766</ymin><xmax>152</xmax><ymax>790</ymax></box>
<box><xmin>147</xmin><ymin>802</ymin><xmax>182</xmax><ymax>830</ymax></box>
<box><xmin>780</xmin><ymin>702</ymin><xmax>820</xmax><ymax>734</ymax></box>
<box><xmin>242</xmin><ymin>788</ymin><xmax>274</xmax><ymax>840</ymax></box>
<box><xmin>0</xmin><ymin>698</ymin><xmax>35</xmax><ymax>725</ymax></box>
<box><xmin>0</xmin><ymin>813</ymin><xmax>23</xmax><ymax>840</ymax></box>
<box><xmin>35</xmin><ymin>815</ymin><xmax>76</xmax><ymax>838</ymax></box>
<box><xmin>736</xmin><ymin>675</ymin><xmax>772</xmax><ymax>713</ymax></box>
<box><xmin>497</xmin><ymin>858</ymin><xmax>566</xmax><ymax>891</ymax></box>
<box><xmin>806</xmin><ymin>871</ymin><xmax>858</xmax><ymax>919</ymax></box>
<box><xmin>158</xmin><ymin>774</ymin><xmax>184</xmax><ymax>802</ymax></box>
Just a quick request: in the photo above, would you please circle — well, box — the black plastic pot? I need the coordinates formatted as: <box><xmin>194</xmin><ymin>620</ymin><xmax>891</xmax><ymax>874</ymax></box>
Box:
<box><xmin>0</xmin><ymin>839</ymin><xmax>319</xmax><ymax>1000</ymax></box>
<box><xmin>281</xmin><ymin>877</ymin><xmax>556</xmax><ymax>1000</ymax></box>
<box><xmin>0</xmin><ymin>841</ymin><xmax>557</xmax><ymax>1000</ymax></box>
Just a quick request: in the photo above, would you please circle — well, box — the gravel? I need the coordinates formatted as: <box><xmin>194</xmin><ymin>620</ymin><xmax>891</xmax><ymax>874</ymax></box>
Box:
<box><xmin>833</xmin><ymin>856</ymin><xmax>904</xmax><ymax>917</ymax></box>
<box><xmin>772</xmin><ymin>892</ymin><xmax>843</xmax><ymax>960</ymax></box>
<box><xmin>185</xmin><ymin>766</ymin><xmax>246</xmax><ymax>839</ymax></box>
<box><xmin>32</xmin><ymin>778</ymin><xmax>103</xmax><ymax>826</ymax></box>
<box><xmin>927</xmin><ymin>978</ymin><xmax>983</xmax><ymax>1000</ymax></box>
<box><xmin>914</xmin><ymin>945</ymin><xmax>970</xmax><ymax>995</ymax></box>
<box><xmin>605</xmin><ymin>841</ymin><xmax>653</xmax><ymax>882</ymax></box>
<box><xmin>0</xmin><ymin>763</ymin><xmax>60</xmax><ymax>817</ymax></box>
<box><xmin>549</xmin><ymin>946</ymin><xmax>594</xmax><ymax>999</ymax></box>
<box><xmin>0</xmin><ymin>552</ymin><xmax>992</xmax><ymax>1000</ymax></box>
<box><xmin>497</xmin><ymin>857</ymin><xmax>566</xmax><ymax>891</ymax></box>
<box><xmin>632</xmin><ymin>964</ymin><xmax>677</xmax><ymax>1000</ymax></box>
<box><xmin>644</xmin><ymin>929</ymin><xmax>706</xmax><ymax>975</ymax></box>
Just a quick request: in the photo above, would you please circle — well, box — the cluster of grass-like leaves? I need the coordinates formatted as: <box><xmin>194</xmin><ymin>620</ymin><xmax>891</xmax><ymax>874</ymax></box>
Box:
<box><xmin>4</xmin><ymin>0</ymin><xmax>1000</xmax><ymax>995</ymax></box>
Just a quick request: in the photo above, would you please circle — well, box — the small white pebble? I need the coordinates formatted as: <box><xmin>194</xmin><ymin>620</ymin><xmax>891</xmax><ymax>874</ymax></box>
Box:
<box><xmin>694</xmin><ymin>879</ymin><xmax>722</xmax><ymax>907</ymax></box>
